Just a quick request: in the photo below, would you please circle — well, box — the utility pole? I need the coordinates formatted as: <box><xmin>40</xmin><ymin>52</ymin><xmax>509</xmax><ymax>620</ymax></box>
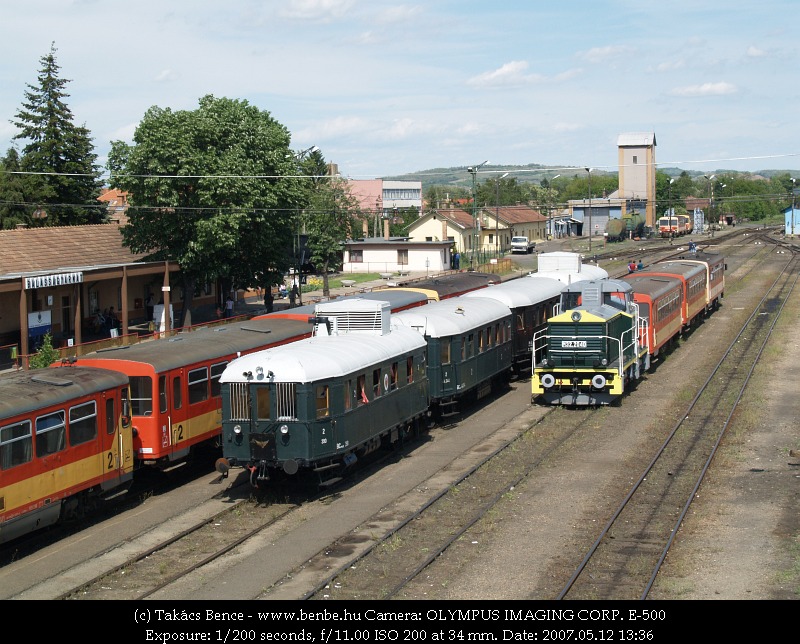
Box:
<box><xmin>468</xmin><ymin>160</ymin><xmax>489</xmax><ymax>270</ymax></box>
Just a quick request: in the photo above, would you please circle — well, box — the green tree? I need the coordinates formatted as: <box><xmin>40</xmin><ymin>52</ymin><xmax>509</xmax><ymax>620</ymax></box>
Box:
<box><xmin>107</xmin><ymin>95</ymin><xmax>312</xmax><ymax>325</ymax></box>
<box><xmin>0</xmin><ymin>148</ymin><xmax>45</xmax><ymax>229</ymax></box>
<box><xmin>476</xmin><ymin>176</ymin><xmax>529</xmax><ymax>209</ymax></box>
<box><xmin>11</xmin><ymin>43</ymin><xmax>104</xmax><ymax>225</ymax></box>
<box><xmin>305</xmin><ymin>176</ymin><xmax>362</xmax><ymax>297</ymax></box>
<box><xmin>28</xmin><ymin>333</ymin><xmax>61</xmax><ymax>369</ymax></box>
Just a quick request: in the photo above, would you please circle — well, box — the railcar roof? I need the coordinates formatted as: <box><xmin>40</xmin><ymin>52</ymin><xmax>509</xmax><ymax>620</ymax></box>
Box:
<box><xmin>623</xmin><ymin>274</ymin><xmax>683</xmax><ymax>299</ymax></box>
<box><xmin>391</xmin><ymin>296</ymin><xmax>511</xmax><ymax>338</ymax></box>
<box><xmin>76</xmin><ymin>318</ymin><xmax>311</xmax><ymax>372</ymax></box>
<box><xmin>0</xmin><ymin>366</ymin><xmax>128</xmax><ymax>420</ymax></box>
<box><xmin>464</xmin><ymin>275</ymin><xmax>564</xmax><ymax>307</ymax></box>
<box><xmin>220</xmin><ymin>326</ymin><xmax>426</xmax><ymax>384</ymax></box>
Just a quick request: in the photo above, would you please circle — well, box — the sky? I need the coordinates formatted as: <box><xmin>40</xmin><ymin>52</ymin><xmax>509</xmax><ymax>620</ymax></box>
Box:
<box><xmin>1</xmin><ymin>0</ymin><xmax>798</xmax><ymax>182</ymax></box>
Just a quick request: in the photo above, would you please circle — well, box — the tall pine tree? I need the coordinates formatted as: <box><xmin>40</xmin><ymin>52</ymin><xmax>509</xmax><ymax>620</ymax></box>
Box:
<box><xmin>12</xmin><ymin>42</ymin><xmax>104</xmax><ymax>225</ymax></box>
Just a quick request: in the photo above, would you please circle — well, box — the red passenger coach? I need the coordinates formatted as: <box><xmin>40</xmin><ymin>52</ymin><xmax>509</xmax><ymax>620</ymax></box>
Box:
<box><xmin>0</xmin><ymin>366</ymin><xmax>133</xmax><ymax>544</ymax></box>
<box><xmin>73</xmin><ymin>318</ymin><xmax>311</xmax><ymax>467</ymax></box>
<box><xmin>634</xmin><ymin>259</ymin><xmax>710</xmax><ymax>329</ymax></box>
<box><xmin>622</xmin><ymin>274</ymin><xmax>684</xmax><ymax>357</ymax></box>
<box><xmin>678</xmin><ymin>253</ymin><xmax>725</xmax><ymax>312</ymax></box>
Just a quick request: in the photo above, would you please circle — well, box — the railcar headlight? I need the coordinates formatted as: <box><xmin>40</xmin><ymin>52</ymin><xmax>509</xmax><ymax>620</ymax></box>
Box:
<box><xmin>280</xmin><ymin>425</ymin><xmax>289</xmax><ymax>435</ymax></box>
<box><xmin>600</xmin><ymin>358</ymin><xmax>608</xmax><ymax>366</ymax></box>
<box><xmin>233</xmin><ymin>424</ymin><xmax>242</xmax><ymax>435</ymax></box>
<box><xmin>540</xmin><ymin>358</ymin><xmax>548</xmax><ymax>366</ymax></box>
<box><xmin>571</xmin><ymin>311</ymin><xmax>582</xmax><ymax>322</ymax></box>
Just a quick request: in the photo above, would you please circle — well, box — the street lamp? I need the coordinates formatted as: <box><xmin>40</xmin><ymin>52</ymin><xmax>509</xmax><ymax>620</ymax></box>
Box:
<box><xmin>791</xmin><ymin>178</ymin><xmax>796</xmax><ymax>237</ymax></box>
<box><xmin>468</xmin><ymin>160</ymin><xmax>489</xmax><ymax>269</ymax></box>
<box><xmin>585</xmin><ymin>168</ymin><xmax>593</xmax><ymax>253</ymax></box>
<box><xmin>548</xmin><ymin>174</ymin><xmax>560</xmax><ymax>239</ymax></box>
<box><xmin>292</xmin><ymin>145</ymin><xmax>320</xmax><ymax>306</ymax></box>
<box><xmin>703</xmin><ymin>174</ymin><xmax>715</xmax><ymax>234</ymax></box>
<box><xmin>496</xmin><ymin>172</ymin><xmax>508</xmax><ymax>257</ymax></box>
<box><xmin>668</xmin><ymin>178</ymin><xmax>675</xmax><ymax>242</ymax></box>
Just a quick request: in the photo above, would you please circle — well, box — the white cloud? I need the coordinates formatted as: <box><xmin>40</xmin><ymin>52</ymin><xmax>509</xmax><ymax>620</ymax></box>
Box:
<box><xmin>467</xmin><ymin>61</ymin><xmax>544</xmax><ymax>87</ymax></box>
<box><xmin>154</xmin><ymin>69</ymin><xmax>179</xmax><ymax>83</ymax></box>
<box><xmin>279</xmin><ymin>0</ymin><xmax>355</xmax><ymax>21</ymax></box>
<box><xmin>669</xmin><ymin>82</ymin><xmax>737</xmax><ymax>97</ymax></box>
<box><xmin>746</xmin><ymin>46</ymin><xmax>766</xmax><ymax>57</ymax></box>
<box><xmin>578</xmin><ymin>45</ymin><xmax>634</xmax><ymax>64</ymax></box>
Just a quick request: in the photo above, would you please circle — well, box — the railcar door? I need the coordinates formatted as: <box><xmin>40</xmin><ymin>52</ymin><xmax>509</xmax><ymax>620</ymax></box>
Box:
<box><xmin>101</xmin><ymin>390</ymin><xmax>134</xmax><ymax>487</ymax></box>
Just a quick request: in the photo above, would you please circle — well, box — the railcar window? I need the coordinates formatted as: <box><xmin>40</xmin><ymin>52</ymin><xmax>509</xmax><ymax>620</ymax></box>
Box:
<box><xmin>316</xmin><ymin>385</ymin><xmax>330</xmax><ymax>419</ymax></box>
<box><xmin>390</xmin><ymin>362</ymin><xmax>398</xmax><ymax>390</ymax></box>
<box><xmin>441</xmin><ymin>340</ymin><xmax>451</xmax><ymax>365</ymax></box>
<box><xmin>106</xmin><ymin>398</ymin><xmax>115</xmax><ymax>435</ymax></box>
<box><xmin>358</xmin><ymin>375</ymin><xmax>368</xmax><ymax>405</ymax></box>
<box><xmin>468</xmin><ymin>333</ymin><xmax>475</xmax><ymax>358</ymax></box>
<box><xmin>372</xmin><ymin>369</ymin><xmax>381</xmax><ymax>399</ymax></box>
<box><xmin>69</xmin><ymin>401</ymin><xmax>97</xmax><ymax>446</ymax></box>
<box><xmin>0</xmin><ymin>420</ymin><xmax>32</xmax><ymax>469</ymax></box>
<box><xmin>172</xmin><ymin>375</ymin><xmax>182</xmax><ymax>410</ymax></box>
<box><xmin>188</xmin><ymin>367</ymin><xmax>209</xmax><ymax>405</ymax></box>
<box><xmin>496</xmin><ymin>323</ymin><xmax>502</xmax><ymax>345</ymax></box>
<box><xmin>479</xmin><ymin>329</ymin><xmax>485</xmax><ymax>353</ymax></box>
<box><xmin>159</xmin><ymin>375</ymin><xmax>168</xmax><ymax>414</ymax></box>
<box><xmin>516</xmin><ymin>313</ymin><xmax>524</xmax><ymax>331</ymax></box>
<box><xmin>256</xmin><ymin>387</ymin><xmax>270</xmax><ymax>420</ymax></box>
<box><xmin>210</xmin><ymin>361</ymin><xmax>227</xmax><ymax>397</ymax></box>
<box><xmin>407</xmin><ymin>357</ymin><xmax>414</xmax><ymax>384</ymax></box>
<box><xmin>35</xmin><ymin>410</ymin><xmax>66</xmax><ymax>456</ymax></box>
<box><xmin>345</xmin><ymin>379</ymin><xmax>353</xmax><ymax>411</ymax></box>
<box><xmin>129</xmin><ymin>376</ymin><xmax>153</xmax><ymax>416</ymax></box>
<box><xmin>461</xmin><ymin>337</ymin><xmax>466</xmax><ymax>361</ymax></box>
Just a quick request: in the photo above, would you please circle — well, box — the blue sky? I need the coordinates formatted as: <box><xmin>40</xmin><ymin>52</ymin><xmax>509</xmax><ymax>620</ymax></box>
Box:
<box><xmin>1</xmin><ymin>0</ymin><xmax>798</xmax><ymax>180</ymax></box>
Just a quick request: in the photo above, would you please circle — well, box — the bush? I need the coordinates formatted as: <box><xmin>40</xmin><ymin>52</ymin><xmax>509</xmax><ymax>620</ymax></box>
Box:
<box><xmin>29</xmin><ymin>333</ymin><xmax>60</xmax><ymax>369</ymax></box>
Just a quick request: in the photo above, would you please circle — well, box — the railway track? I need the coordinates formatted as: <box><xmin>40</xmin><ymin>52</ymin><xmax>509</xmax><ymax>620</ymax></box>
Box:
<box><xmin>298</xmin><ymin>404</ymin><xmax>592</xmax><ymax>600</ymax></box>
<box><xmin>556</xmin><ymin>254</ymin><xmax>799</xmax><ymax>600</ymax></box>
<box><xmin>6</xmin><ymin>229</ymin><xmax>793</xmax><ymax>601</ymax></box>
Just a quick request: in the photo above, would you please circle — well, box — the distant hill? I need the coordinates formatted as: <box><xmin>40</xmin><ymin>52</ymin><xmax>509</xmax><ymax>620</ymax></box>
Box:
<box><xmin>385</xmin><ymin>164</ymin><xmax>795</xmax><ymax>191</ymax></box>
